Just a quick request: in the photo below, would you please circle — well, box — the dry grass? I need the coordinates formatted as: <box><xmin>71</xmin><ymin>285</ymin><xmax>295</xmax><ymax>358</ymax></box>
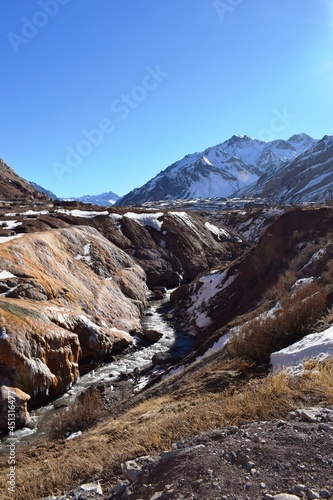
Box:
<box><xmin>1</xmin><ymin>358</ymin><xmax>333</xmax><ymax>500</ymax></box>
<box><xmin>48</xmin><ymin>388</ymin><xmax>106</xmax><ymax>439</ymax></box>
<box><xmin>229</xmin><ymin>282</ymin><xmax>327</xmax><ymax>364</ymax></box>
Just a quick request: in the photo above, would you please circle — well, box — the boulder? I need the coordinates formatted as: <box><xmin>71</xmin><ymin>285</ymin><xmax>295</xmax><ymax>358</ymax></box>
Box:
<box><xmin>170</xmin><ymin>285</ymin><xmax>187</xmax><ymax>302</ymax></box>
<box><xmin>142</xmin><ymin>329</ymin><xmax>163</xmax><ymax>343</ymax></box>
<box><xmin>0</xmin><ymin>385</ymin><xmax>31</xmax><ymax>432</ymax></box>
<box><xmin>152</xmin><ymin>352</ymin><xmax>174</xmax><ymax>366</ymax></box>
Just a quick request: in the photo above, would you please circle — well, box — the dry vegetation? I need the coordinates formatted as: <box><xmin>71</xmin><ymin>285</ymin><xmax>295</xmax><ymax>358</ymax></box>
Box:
<box><xmin>229</xmin><ymin>282</ymin><xmax>327</xmax><ymax>364</ymax></box>
<box><xmin>1</xmin><ymin>358</ymin><xmax>333</xmax><ymax>500</ymax></box>
<box><xmin>48</xmin><ymin>388</ymin><xmax>106</xmax><ymax>440</ymax></box>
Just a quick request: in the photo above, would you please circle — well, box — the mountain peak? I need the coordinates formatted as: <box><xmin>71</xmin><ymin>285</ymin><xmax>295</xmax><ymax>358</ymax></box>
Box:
<box><xmin>288</xmin><ymin>133</ymin><xmax>313</xmax><ymax>142</ymax></box>
<box><xmin>117</xmin><ymin>133</ymin><xmax>318</xmax><ymax>206</ymax></box>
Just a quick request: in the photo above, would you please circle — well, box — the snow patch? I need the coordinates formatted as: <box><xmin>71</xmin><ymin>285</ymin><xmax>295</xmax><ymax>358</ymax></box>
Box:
<box><xmin>55</xmin><ymin>209</ymin><xmax>108</xmax><ymax>218</ymax></box>
<box><xmin>0</xmin><ymin>270</ymin><xmax>17</xmax><ymax>279</ymax></box>
<box><xmin>123</xmin><ymin>212</ymin><xmax>164</xmax><ymax>231</ymax></box>
<box><xmin>0</xmin><ymin>220</ymin><xmax>22</xmax><ymax>230</ymax></box>
<box><xmin>270</xmin><ymin>325</ymin><xmax>333</xmax><ymax>372</ymax></box>
<box><xmin>204</xmin><ymin>221</ymin><xmax>230</xmax><ymax>240</ymax></box>
<box><xmin>188</xmin><ymin>270</ymin><xmax>237</xmax><ymax>331</ymax></box>
<box><xmin>66</xmin><ymin>430</ymin><xmax>82</xmax><ymax>440</ymax></box>
<box><xmin>74</xmin><ymin>243</ymin><xmax>92</xmax><ymax>264</ymax></box>
<box><xmin>22</xmin><ymin>210</ymin><xmax>49</xmax><ymax>216</ymax></box>
<box><xmin>0</xmin><ymin>234</ymin><xmax>24</xmax><ymax>244</ymax></box>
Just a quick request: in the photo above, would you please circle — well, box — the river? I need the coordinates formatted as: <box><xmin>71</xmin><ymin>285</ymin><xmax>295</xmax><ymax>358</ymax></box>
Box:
<box><xmin>0</xmin><ymin>293</ymin><xmax>194</xmax><ymax>447</ymax></box>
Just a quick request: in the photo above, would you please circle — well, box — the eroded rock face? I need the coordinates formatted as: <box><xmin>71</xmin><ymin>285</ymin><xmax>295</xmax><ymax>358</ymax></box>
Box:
<box><xmin>0</xmin><ymin>226</ymin><xmax>148</xmax><ymax>420</ymax></box>
<box><xmin>0</xmin><ymin>385</ymin><xmax>31</xmax><ymax>432</ymax></box>
<box><xmin>89</xmin><ymin>209</ymin><xmax>243</xmax><ymax>287</ymax></box>
<box><xmin>0</xmin><ymin>307</ymin><xmax>81</xmax><ymax>404</ymax></box>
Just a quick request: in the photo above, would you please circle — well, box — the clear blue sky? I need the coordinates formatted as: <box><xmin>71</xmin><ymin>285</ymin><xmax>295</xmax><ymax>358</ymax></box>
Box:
<box><xmin>1</xmin><ymin>0</ymin><xmax>333</xmax><ymax>197</ymax></box>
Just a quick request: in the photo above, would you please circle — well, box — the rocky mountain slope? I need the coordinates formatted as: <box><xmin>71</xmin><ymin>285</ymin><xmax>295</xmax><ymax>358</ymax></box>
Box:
<box><xmin>29</xmin><ymin>181</ymin><xmax>58</xmax><ymax>200</ymax></box>
<box><xmin>0</xmin><ymin>159</ymin><xmax>47</xmax><ymax>202</ymax></box>
<box><xmin>177</xmin><ymin>205</ymin><xmax>333</xmax><ymax>339</ymax></box>
<box><xmin>117</xmin><ymin>134</ymin><xmax>316</xmax><ymax>205</ymax></box>
<box><xmin>53</xmin><ymin>205</ymin><xmax>244</xmax><ymax>287</ymax></box>
<box><xmin>240</xmin><ymin>135</ymin><xmax>333</xmax><ymax>203</ymax></box>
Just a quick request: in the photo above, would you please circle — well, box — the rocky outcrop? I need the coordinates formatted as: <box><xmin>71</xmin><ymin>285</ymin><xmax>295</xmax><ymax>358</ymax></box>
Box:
<box><xmin>0</xmin><ymin>385</ymin><xmax>31</xmax><ymax>432</ymax></box>
<box><xmin>0</xmin><ymin>316</ymin><xmax>80</xmax><ymax>404</ymax></box>
<box><xmin>0</xmin><ymin>226</ymin><xmax>147</xmax><ymax>418</ymax></box>
<box><xmin>90</xmin><ymin>209</ymin><xmax>244</xmax><ymax>287</ymax></box>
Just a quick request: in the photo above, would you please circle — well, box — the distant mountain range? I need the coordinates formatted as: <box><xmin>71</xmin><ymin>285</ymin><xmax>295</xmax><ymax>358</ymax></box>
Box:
<box><xmin>63</xmin><ymin>191</ymin><xmax>120</xmax><ymax>206</ymax></box>
<box><xmin>117</xmin><ymin>133</ymin><xmax>318</xmax><ymax>206</ymax></box>
<box><xmin>29</xmin><ymin>182</ymin><xmax>120</xmax><ymax>206</ymax></box>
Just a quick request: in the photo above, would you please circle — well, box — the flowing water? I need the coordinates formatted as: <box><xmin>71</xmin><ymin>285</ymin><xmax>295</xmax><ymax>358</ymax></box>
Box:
<box><xmin>0</xmin><ymin>294</ymin><xmax>194</xmax><ymax>447</ymax></box>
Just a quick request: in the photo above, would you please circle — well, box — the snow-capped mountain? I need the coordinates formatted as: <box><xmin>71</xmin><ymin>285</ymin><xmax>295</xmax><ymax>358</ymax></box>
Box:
<box><xmin>68</xmin><ymin>191</ymin><xmax>120</xmax><ymax>206</ymax></box>
<box><xmin>31</xmin><ymin>182</ymin><xmax>120</xmax><ymax>206</ymax></box>
<box><xmin>117</xmin><ymin>134</ymin><xmax>317</xmax><ymax>206</ymax></box>
<box><xmin>240</xmin><ymin>135</ymin><xmax>333</xmax><ymax>203</ymax></box>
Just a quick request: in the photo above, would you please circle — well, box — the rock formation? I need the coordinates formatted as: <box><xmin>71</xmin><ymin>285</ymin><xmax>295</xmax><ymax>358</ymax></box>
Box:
<box><xmin>0</xmin><ymin>226</ymin><xmax>147</xmax><ymax>419</ymax></box>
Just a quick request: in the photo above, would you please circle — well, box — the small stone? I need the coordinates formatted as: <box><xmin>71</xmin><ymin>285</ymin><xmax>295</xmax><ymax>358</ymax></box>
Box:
<box><xmin>261</xmin><ymin>483</ymin><xmax>267</xmax><ymax>489</ymax></box>
<box><xmin>110</xmin><ymin>481</ymin><xmax>129</xmax><ymax>496</ymax></box>
<box><xmin>149</xmin><ymin>492</ymin><xmax>164</xmax><ymax>500</ymax></box>
<box><xmin>121</xmin><ymin>460</ymin><xmax>142</xmax><ymax>482</ymax></box>
<box><xmin>298</xmin><ymin>409</ymin><xmax>319</xmax><ymax>423</ymax></box>
<box><xmin>246</xmin><ymin>461</ymin><xmax>256</xmax><ymax>471</ymax></box>
<box><xmin>77</xmin><ymin>481</ymin><xmax>103</xmax><ymax>495</ymax></box>
<box><xmin>250</xmin><ymin>468</ymin><xmax>257</xmax><ymax>476</ymax></box>
<box><xmin>319</xmin><ymin>489</ymin><xmax>331</xmax><ymax>499</ymax></box>
<box><xmin>289</xmin><ymin>484</ymin><xmax>306</xmax><ymax>496</ymax></box>
<box><xmin>228</xmin><ymin>425</ymin><xmax>239</xmax><ymax>434</ymax></box>
<box><xmin>273</xmin><ymin>495</ymin><xmax>300</xmax><ymax>500</ymax></box>
<box><xmin>306</xmin><ymin>490</ymin><xmax>320</xmax><ymax>500</ymax></box>
<box><xmin>318</xmin><ymin>423</ymin><xmax>331</xmax><ymax>432</ymax></box>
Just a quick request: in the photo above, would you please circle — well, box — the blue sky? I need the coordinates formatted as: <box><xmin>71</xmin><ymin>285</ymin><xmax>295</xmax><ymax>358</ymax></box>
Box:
<box><xmin>1</xmin><ymin>0</ymin><xmax>333</xmax><ymax>197</ymax></box>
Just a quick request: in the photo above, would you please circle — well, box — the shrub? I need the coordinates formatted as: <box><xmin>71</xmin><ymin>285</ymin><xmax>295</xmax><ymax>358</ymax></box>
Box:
<box><xmin>229</xmin><ymin>282</ymin><xmax>327</xmax><ymax>364</ymax></box>
<box><xmin>48</xmin><ymin>387</ymin><xmax>105</xmax><ymax>439</ymax></box>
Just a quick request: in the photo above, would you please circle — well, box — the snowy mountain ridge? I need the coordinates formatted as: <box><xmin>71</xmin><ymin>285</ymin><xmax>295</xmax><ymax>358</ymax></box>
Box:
<box><xmin>117</xmin><ymin>133</ymin><xmax>317</xmax><ymax>206</ymax></box>
<box><xmin>240</xmin><ymin>134</ymin><xmax>333</xmax><ymax>203</ymax></box>
<box><xmin>65</xmin><ymin>191</ymin><xmax>120</xmax><ymax>206</ymax></box>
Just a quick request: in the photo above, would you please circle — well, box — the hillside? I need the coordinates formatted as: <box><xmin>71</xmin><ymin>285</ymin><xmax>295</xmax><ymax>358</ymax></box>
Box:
<box><xmin>0</xmin><ymin>159</ymin><xmax>47</xmax><ymax>201</ymax></box>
